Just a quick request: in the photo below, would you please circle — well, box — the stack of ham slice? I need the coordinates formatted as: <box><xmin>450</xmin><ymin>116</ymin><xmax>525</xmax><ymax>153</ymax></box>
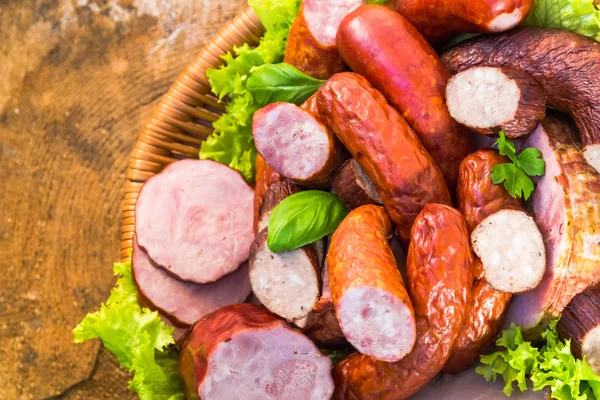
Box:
<box><xmin>133</xmin><ymin>159</ymin><xmax>255</xmax><ymax>337</ymax></box>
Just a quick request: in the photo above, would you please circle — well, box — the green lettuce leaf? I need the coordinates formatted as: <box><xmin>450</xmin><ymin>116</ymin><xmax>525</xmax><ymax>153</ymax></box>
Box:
<box><xmin>201</xmin><ymin>0</ymin><xmax>301</xmax><ymax>183</ymax></box>
<box><xmin>73</xmin><ymin>258</ymin><xmax>185</xmax><ymax>399</ymax></box>
<box><xmin>525</xmin><ymin>0</ymin><xmax>600</xmax><ymax>41</ymax></box>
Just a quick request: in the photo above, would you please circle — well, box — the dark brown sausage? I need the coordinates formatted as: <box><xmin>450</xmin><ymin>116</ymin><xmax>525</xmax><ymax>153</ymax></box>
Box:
<box><xmin>331</xmin><ymin>159</ymin><xmax>382</xmax><ymax>210</ymax></box>
<box><xmin>332</xmin><ymin>204</ymin><xmax>473</xmax><ymax>399</ymax></box>
<box><xmin>387</xmin><ymin>0</ymin><xmax>532</xmax><ymax>45</ymax></box>
<box><xmin>328</xmin><ymin>205</ymin><xmax>416</xmax><ymax>362</ymax></box>
<box><xmin>253</xmin><ymin>154</ymin><xmax>283</xmax><ymax>233</ymax></box>
<box><xmin>179</xmin><ymin>304</ymin><xmax>334</xmax><ymax>399</ymax></box>
<box><xmin>336</xmin><ymin>5</ymin><xmax>474</xmax><ymax>190</ymax></box>
<box><xmin>284</xmin><ymin>0</ymin><xmax>364</xmax><ymax>79</ymax></box>
<box><xmin>315</xmin><ymin>72</ymin><xmax>451</xmax><ymax>241</ymax></box>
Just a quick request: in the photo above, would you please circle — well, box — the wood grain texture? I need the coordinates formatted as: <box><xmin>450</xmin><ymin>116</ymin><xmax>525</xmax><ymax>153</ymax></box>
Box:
<box><xmin>0</xmin><ymin>0</ymin><xmax>244</xmax><ymax>398</ymax></box>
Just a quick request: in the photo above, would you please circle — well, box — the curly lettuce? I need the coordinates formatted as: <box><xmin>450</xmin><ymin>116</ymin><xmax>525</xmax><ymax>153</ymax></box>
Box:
<box><xmin>477</xmin><ymin>320</ymin><xmax>600</xmax><ymax>400</ymax></box>
<box><xmin>201</xmin><ymin>0</ymin><xmax>301</xmax><ymax>183</ymax></box>
<box><xmin>73</xmin><ymin>258</ymin><xmax>184</xmax><ymax>400</ymax></box>
<box><xmin>525</xmin><ymin>0</ymin><xmax>600</xmax><ymax>41</ymax></box>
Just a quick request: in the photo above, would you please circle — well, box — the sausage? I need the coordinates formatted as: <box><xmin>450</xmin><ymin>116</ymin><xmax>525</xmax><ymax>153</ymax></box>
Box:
<box><xmin>249</xmin><ymin>181</ymin><xmax>322</xmax><ymax>322</ymax></box>
<box><xmin>444</xmin><ymin>149</ymin><xmax>521</xmax><ymax>373</ymax></box>
<box><xmin>252</xmin><ymin>102</ymin><xmax>345</xmax><ymax>187</ymax></box>
<box><xmin>328</xmin><ymin>205</ymin><xmax>416</xmax><ymax>362</ymax></box>
<box><xmin>284</xmin><ymin>0</ymin><xmax>364</xmax><ymax>79</ymax></box>
<box><xmin>135</xmin><ymin>159</ymin><xmax>254</xmax><ymax>284</ymax></box>
<box><xmin>336</xmin><ymin>5</ymin><xmax>474</xmax><ymax>190</ymax></box>
<box><xmin>315</xmin><ymin>72</ymin><xmax>451</xmax><ymax>241</ymax></box>
<box><xmin>457</xmin><ymin>149</ymin><xmax>523</xmax><ymax>233</ymax></box>
<box><xmin>441</xmin><ymin>27</ymin><xmax>600</xmax><ymax>173</ymax></box>
<box><xmin>471</xmin><ymin>209</ymin><xmax>547</xmax><ymax>293</ymax></box>
<box><xmin>446</xmin><ymin>67</ymin><xmax>546</xmax><ymax>139</ymax></box>
<box><xmin>333</xmin><ymin>204</ymin><xmax>474</xmax><ymax>399</ymax></box>
<box><xmin>254</xmin><ymin>154</ymin><xmax>283</xmax><ymax>233</ymax></box>
<box><xmin>331</xmin><ymin>159</ymin><xmax>382</xmax><ymax>210</ymax></box>
<box><xmin>387</xmin><ymin>0</ymin><xmax>532</xmax><ymax>45</ymax></box>
<box><xmin>179</xmin><ymin>304</ymin><xmax>335</xmax><ymax>400</ymax></box>
<box><xmin>132</xmin><ymin>236</ymin><xmax>251</xmax><ymax>326</ymax></box>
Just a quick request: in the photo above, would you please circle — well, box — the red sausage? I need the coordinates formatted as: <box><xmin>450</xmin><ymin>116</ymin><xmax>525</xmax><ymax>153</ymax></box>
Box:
<box><xmin>336</xmin><ymin>5</ymin><xmax>473</xmax><ymax>190</ymax></box>
<box><xmin>315</xmin><ymin>72</ymin><xmax>451</xmax><ymax>241</ymax></box>
<box><xmin>254</xmin><ymin>154</ymin><xmax>283</xmax><ymax>233</ymax></box>
<box><xmin>333</xmin><ymin>204</ymin><xmax>474</xmax><ymax>400</ymax></box>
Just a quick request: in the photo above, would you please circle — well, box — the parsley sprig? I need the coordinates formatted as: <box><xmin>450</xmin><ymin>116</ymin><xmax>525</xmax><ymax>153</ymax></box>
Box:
<box><xmin>491</xmin><ymin>132</ymin><xmax>546</xmax><ymax>200</ymax></box>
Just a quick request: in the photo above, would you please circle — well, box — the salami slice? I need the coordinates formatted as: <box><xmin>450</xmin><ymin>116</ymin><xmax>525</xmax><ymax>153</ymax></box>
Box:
<box><xmin>132</xmin><ymin>237</ymin><xmax>252</xmax><ymax>326</ymax></box>
<box><xmin>135</xmin><ymin>159</ymin><xmax>255</xmax><ymax>284</ymax></box>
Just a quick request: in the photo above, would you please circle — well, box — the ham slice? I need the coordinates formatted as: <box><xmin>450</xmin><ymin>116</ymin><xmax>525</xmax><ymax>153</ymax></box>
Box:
<box><xmin>135</xmin><ymin>159</ymin><xmax>255</xmax><ymax>284</ymax></box>
<box><xmin>505</xmin><ymin>115</ymin><xmax>600</xmax><ymax>333</ymax></box>
<box><xmin>132</xmin><ymin>237</ymin><xmax>252</xmax><ymax>326</ymax></box>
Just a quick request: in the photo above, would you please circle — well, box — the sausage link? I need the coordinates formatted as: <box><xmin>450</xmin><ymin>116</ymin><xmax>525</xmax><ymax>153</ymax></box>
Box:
<box><xmin>333</xmin><ymin>204</ymin><xmax>473</xmax><ymax>399</ymax></box>
<box><xmin>328</xmin><ymin>205</ymin><xmax>416</xmax><ymax>362</ymax></box>
<box><xmin>336</xmin><ymin>5</ymin><xmax>474</xmax><ymax>190</ymax></box>
<box><xmin>253</xmin><ymin>154</ymin><xmax>283</xmax><ymax>233</ymax></box>
<box><xmin>316</xmin><ymin>72</ymin><xmax>451</xmax><ymax>241</ymax></box>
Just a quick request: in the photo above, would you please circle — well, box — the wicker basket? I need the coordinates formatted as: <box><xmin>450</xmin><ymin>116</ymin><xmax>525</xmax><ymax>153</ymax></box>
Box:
<box><xmin>119</xmin><ymin>6</ymin><xmax>264</xmax><ymax>260</ymax></box>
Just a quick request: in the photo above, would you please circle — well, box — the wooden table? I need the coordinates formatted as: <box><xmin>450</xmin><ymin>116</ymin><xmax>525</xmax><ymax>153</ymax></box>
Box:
<box><xmin>0</xmin><ymin>0</ymin><xmax>243</xmax><ymax>398</ymax></box>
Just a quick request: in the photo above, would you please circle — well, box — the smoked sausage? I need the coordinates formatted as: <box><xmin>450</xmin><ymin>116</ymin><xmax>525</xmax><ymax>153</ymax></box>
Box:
<box><xmin>328</xmin><ymin>205</ymin><xmax>416</xmax><ymax>362</ymax></box>
<box><xmin>253</xmin><ymin>154</ymin><xmax>283</xmax><ymax>233</ymax></box>
<box><xmin>315</xmin><ymin>72</ymin><xmax>451</xmax><ymax>241</ymax></box>
<box><xmin>333</xmin><ymin>204</ymin><xmax>474</xmax><ymax>399</ymax></box>
<box><xmin>284</xmin><ymin>0</ymin><xmax>364</xmax><ymax>79</ymax></box>
<box><xmin>336</xmin><ymin>5</ymin><xmax>473</xmax><ymax>190</ymax></box>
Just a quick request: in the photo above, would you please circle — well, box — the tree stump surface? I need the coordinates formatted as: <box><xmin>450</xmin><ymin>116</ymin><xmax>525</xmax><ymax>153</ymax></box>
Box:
<box><xmin>0</xmin><ymin>1</ymin><xmax>243</xmax><ymax>398</ymax></box>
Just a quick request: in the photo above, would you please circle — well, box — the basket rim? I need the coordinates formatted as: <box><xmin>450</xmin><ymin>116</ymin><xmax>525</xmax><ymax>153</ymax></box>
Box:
<box><xmin>119</xmin><ymin>5</ymin><xmax>265</xmax><ymax>261</ymax></box>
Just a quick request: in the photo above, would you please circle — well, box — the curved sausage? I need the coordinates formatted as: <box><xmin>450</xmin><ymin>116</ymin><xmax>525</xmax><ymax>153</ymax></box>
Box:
<box><xmin>333</xmin><ymin>204</ymin><xmax>473</xmax><ymax>400</ymax></box>
<box><xmin>336</xmin><ymin>5</ymin><xmax>474</xmax><ymax>190</ymax></box>
<box><xmin>179</xmin><ymin>304</ymin><xmax>334</xmax><ymax>400</ymax></box>
<box><xmin>388</xmin><ymin>0</ymin><xmax>532</xmax><ymax>45</ymax></box>
<box><xmin>284</xmin><ymin>0</ymin><xmax>364</xmax><ymax>79</ymax></box>
<box><xmin>328</xmin><ymin>205</ymin><xmax>416</xmax><ymax>362</ymax></box>
<box><xmin>315</xmin><ymin>72</ymin><xmax>451</xmax><ymax>241</ymax></box>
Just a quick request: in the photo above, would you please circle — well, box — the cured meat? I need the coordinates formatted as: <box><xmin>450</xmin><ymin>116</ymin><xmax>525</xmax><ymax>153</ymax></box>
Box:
<box><xmin>254</xmin><ymin>154</ymin><xmax>283</xmax><ymax>233</ymax></box>
<box><xmin>336</xmin><ymin>5</ymin><xmax>473</xmax><ymax>190</ymax></box>
<box><xmin>252</xmin><ymin>102</ymin><xmax>345</xmax><ymax>186</ymax></box>
<box><xmin>284</xmin><ymin>0</ymin><xmax>364</xmax><ymax>79</ymax></box>
<box><xmin>505</xmin><ymin>115</ymin><xmax>600</xmax><ymax>332</ymax></box>
<box><xmin>331</xmin><ymin>159</ymin><xmax>382</xmax><ymax>210</ymax></box>
<box><xmin>315</xmin><ymin>72</ymin><xmax>451</xmax><ymax>241</ymax></box>
<box><xmin>328</xmin><ymin>205</ymin><xmax>416</xmax><ymax>362</ymax></box>
<box><xmin>333</xmin><ymin>204</ymin><xmax>473</xmax><ymax>399</ymax></box>
<box><xmin>446</xmin><ymin>67</ymin><xmax>546</xmax><ymax>139</ymax></box>
<box><xmin>135</xmin><ymin>159</ymin><xmax>254</xmax><ymax>284</ymax></box>
<box><xmin>179</xmin><ymin>304</ymin><xmax>334</xmax><ymax>400</ymax></box>
<box><xmin>132</xmin><ymin>237</ymin><xmax>251</xmax><ymax>326</ymax></box>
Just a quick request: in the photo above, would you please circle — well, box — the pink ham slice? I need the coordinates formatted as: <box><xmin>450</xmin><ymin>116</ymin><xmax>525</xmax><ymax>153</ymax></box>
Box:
<box><xmin>505</xmin><ymin>115</ymin><xmax>600</xmax><ymax>333</ymax></box>
<box><xmin>135</xmin><ymin>159</ymin><xmax>255</xmax><ymax>284</ymax></box>
<box><xmin>132</xmin><ymin>237</ymin><xmax>252</xmax><ymax>326</ymax></box>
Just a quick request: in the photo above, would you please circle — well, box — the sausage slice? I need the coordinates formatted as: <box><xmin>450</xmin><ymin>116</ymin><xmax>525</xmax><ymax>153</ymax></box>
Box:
<box><xmin>471</xmin><ymin>209</ymin><xmax>546</xmax><ymax>293</ymax></box>
<box><xmin>332</xmin><ymin>159</ymin><xmax>382</xmax><ymax>210</ymax></box>
<box><xmin>135</xmin><ymin>159</ymin><xmax>254</xmax><ymax>284</ymax></box>
<box><xmin>179</xmin><ymin>304</ymin><xmax>334</xmax><ymax>400</ymax></box>
<box><xmin>328</xmin><ymin>205</ymin><xmax>416</xmax><ymax>362</ymax></box>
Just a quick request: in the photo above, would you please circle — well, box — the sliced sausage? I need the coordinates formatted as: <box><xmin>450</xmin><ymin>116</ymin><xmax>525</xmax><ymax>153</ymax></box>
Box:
<box><xmin>135</xmin><ymin>159</ymin><xmax>254</xmax><ymax>284</ymax></box>
<box><xmin>388</xmin><ymin>0</ymin><xmax>532</xmax><ymax>45</ymax></box>
<box><xmin>132</xmin><ymin>237</ymin><xmax>251</xmax><ymax>327</ymax></box>
<box><xmin>249</xmin><ymin>181</ymin><xmax>321</xmax><ymax>322</ymax></box>
<box><xmin>179</xmin><ymin>304</ymin><xmax>334</xmax><ymax>400</ymax></box>
<box><xmin>446</xmin><ymin>67</ymin><xmax>546</xmax><ymax>139</ymax></box>
<box><xmin>333</xmin><ymin>204</ymin><xmax>474</xmax><ymax>400</ymax></box>
<box><xmin>442</xmin><ymin>28</ymin><xmax>600</xmax><ymax>172</ymax></box>
<box><xmin>254</xmin><ymin>154</ymin><xmax>283</xmax><ymax>233</ymax></box>
<box><xmin>315</xmin><ymin>72</ymin><xmax>451</xmax><ymax>241</ymax></box>
<box><xmin>336</xmin><ymin>5</ymin><xmax>473</xmax><ymax>190</ymax></box>
<box><xmin>331</xmin><ymin>159</ymin><xmax>382</xmax><ymax>210</ymax></box>
<box><xmin>328</xmin><ymin>205</ymin><xmax>416</xmax><ymax>362</ymax></box>
<box><xmin>284</xmin><ymin>0</ymin><xmax>364</xmax><ymax>79</ymax></box>
<box><xmin>252</xmin><ymin>102</ymin><xmax>345</xmax><ymax>187</ymax></box>
<box><xmin>472</xmin><ymin>209</ymin><xmax>546</xmax><ymax>293</ymax></box>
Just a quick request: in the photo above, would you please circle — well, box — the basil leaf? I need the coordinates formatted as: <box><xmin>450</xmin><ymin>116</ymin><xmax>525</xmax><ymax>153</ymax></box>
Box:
<box><xmin>247</xmin><ymin>63</ymin><xmax>325</xmax><ymax>106</ymax></box>
<box><xmin>267</xmin><ymin>191</ymin><xmax>348</xmax><ymax>253</ymax></box>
